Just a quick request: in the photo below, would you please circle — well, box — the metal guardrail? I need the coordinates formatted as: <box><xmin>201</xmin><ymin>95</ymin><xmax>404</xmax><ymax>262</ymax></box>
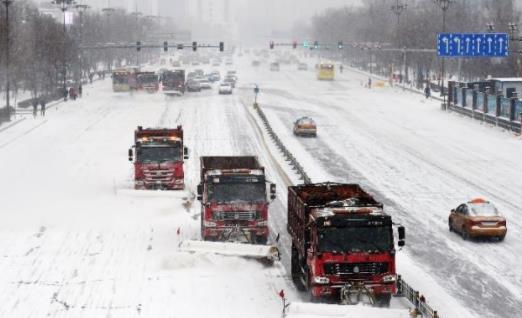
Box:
<box><xmin>448</xmin><ymin>103</ymin><xmax>522</xmax><ymax>134</ymax></box>
<box><xmin>397</xmin><ymin>275</ymin><xmax>440</xmax><ymax>318</ymax></box>
<box><xmin>253</xmin><ymin>102</ymin><xmax>311</xmax><ymax>184</ymax></box>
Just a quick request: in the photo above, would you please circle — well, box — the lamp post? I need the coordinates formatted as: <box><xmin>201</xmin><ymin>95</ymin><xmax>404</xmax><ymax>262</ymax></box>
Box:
<box><xmin>53</xmin><ymin>0</ymin><xmax>76</xmax><ymax>101</ymax></box>
<box><xmin>391</xmin><ymin>0</ymin><xmax>407</xmax><ymax>83</ymax></box>
<box><xmin>131</xmin><ymin>2</ymin><xmax>141</xmax><ymax>67</ymax></box>
<box><xmin>102</xmin><ymin>2</ymin><xmax>115</xmax><ymax>74</ymax></box>
<box><xmin>75</xmin><ymin>4</ymin><xmax>89</xmax><ymax>83</ymax></box>
<box><xmin>2</xmin><ymin>0</ymin><xmax>13</xmax><ymax>121</ymax></box>
<box><xmin>509</xmin><ymin>23</ymin><xmax>519</xmax><ymax>76</ymax></box>
<box><xmin>434</xmin><ymin>0</ymin><xmax>452</xmax><ymax>104</ymax></box>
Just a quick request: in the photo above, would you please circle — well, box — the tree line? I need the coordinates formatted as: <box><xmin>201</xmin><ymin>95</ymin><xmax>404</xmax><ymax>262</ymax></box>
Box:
<box><xmin>0</xmin><ymin>1</ymin><xmax>173</xmax><ymax>106</ymax></box>
<box><xmin>310</xmin><ymin>0</ymin><xmax>521</xmax><ymax>88</ymax></box>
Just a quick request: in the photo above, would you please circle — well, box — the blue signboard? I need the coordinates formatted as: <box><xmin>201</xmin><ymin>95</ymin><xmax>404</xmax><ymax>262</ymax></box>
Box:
<box><xmin>437</xmin><ymin>33</ymin><xmax>509</xmax><ymax>57</ymax></box>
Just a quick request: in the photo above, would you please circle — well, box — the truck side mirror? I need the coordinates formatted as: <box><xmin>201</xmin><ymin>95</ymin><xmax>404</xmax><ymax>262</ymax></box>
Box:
<box><xmin>398</xmin><ymin>226</ymin><xmax>405</xmax><ymax>247</ymax></box>
<box><xmin>197</xmin><ymin>184</ymin><xmax>203</xmax><ymax>201</ymax></box>
<box><xmin>270</xmin><ymin>183</ymin><xmax>276</xmax><ymax>200</ymax></box>
<box><xmin>184</xmin><ymin>146</ymin><xmax>189</xmax><ymax>160</ymax></box>
<box><xmin>128</xmin><ymin>148</ymin><xmax>133</xmax><ymax>161</ymax></box>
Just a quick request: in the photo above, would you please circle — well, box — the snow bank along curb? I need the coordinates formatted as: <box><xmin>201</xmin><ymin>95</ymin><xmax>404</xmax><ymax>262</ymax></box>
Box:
<box><xmin>252</xmin><ymin>102</ymin><xmax>440</xmax><ymax>318</ymax></box>
<box><xmin>253</xmin><ymin>102</ymin><xmax>312</xmax><ymax>184</ymax></box>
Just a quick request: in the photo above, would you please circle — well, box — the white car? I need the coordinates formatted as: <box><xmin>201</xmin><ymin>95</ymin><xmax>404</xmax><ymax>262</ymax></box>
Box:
<box><xmin>219</xmin><ymin>83</ymin><xmax>233</xmax><ymax>95</ymax></box>
<box><xmin>196</xmin><ymin>77</ymin><xmax>212</xmax><ymax>89</ymax></box>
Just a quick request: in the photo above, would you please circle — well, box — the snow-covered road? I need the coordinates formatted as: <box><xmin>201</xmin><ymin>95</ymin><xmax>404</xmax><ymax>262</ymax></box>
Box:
<box><xmin>1</xmin><ymin>52</ymin><xmax>519</xmax><ymax>318</ymax></box>
<box><xmin>243</xmin><ymin>57</ymin><xmax>522</xmax><ymax>318</ymax></box>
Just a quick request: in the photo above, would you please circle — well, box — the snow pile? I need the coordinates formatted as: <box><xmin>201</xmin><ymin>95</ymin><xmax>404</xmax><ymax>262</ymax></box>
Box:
<box><xmin>286</xmin><ymin>302</ymin><xmax>410</xmax><ymax>318</ymax></box>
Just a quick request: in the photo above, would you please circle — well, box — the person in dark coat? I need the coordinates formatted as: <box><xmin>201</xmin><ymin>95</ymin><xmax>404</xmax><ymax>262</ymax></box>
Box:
<box><xmin>78</xmin><ymin>84</ymin><xmax>83</xmax><ymax>98</ymax></box>
<box><xmin>368</xmin><ymin>77</ymin><xmax>372</xmax><ymax>89</ymax></box>
<box><xmin>40</xmin><ymin>99</ymin><xmax>46</xmax><ymax>116</ymax></box>
<box><xmin>32</xmin><ymin>99</ymin><xmax>38</xmax><ymax>118</ymax></box>
<box><xmin>424</xmin><ymin>84</ymin><xmax>431</xmax><ymax>99</ymax></box>
<box><xmin>69</xmin><ymin>87</ymin><xmax>77</xmax><ymax>101</ymax></box>
<box><xmin>89</xmin><ymin>73</ymin><xmax>94</xmax><ymax>84</ymax></box>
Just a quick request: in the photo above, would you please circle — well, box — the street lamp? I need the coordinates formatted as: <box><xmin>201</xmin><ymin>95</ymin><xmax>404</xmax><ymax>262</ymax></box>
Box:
<box><xmin>53</xmin><ymin>0</ymin><xmax>76</xmax><ymax>101</ymax></box>
<box><xmin>2</xmin><ymin>0</ymin><xmax>13</xmax><ymax>122</ymax></box>
<box><xmin>75</xmin><ymin>4</ymin><xmax>89</xmax><ymax>83</ymax></box>
<box><xmin>391</xmin><ymin>0</ymin><xmax>407</xmax><ymax>83</ymax></box>
<box><xmin>102</xmin><ymin>3</ymin><xmax>115</xmax><ymax>73</ymax></box>
<box><xmin>434</xmin><ymin>0</ymin><xmax>453</xmax><ymax>103</ymax></box>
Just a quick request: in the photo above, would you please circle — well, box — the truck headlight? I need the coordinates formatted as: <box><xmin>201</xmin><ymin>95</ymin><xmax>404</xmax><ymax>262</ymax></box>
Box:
<box><xmin>382</xmin><ymin>275</ymin><xmax>396</xmax><ymax>283</ymax></box>
<box><xmin>313</xmin><ymin>276</ymin><xmax>330</xmax><ymax>285</ymax></box>
<box><xmin>204</xmin><ymin>221</ymin><xmax>217</xmax><ymax>227</ymax></box>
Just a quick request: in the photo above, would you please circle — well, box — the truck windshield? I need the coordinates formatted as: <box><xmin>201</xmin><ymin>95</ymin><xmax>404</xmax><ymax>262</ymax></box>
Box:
<box><xmin>137</xmin><ymin>146</ymin><xmax>181</xmax><ymax>162</ymax></box>
<box><xmin>318</xmin><ymin>226</ymin><xmax>392</xmax><ymax>253</ymax></box>
<box><xmin>208</xmin><ymin>176</ymin><xmax>266</xmax><ymax>202</ymax></box>
<box><xmin>138</xmin><ymin>75</ymin><xmax>158</xmax><ymax>84</ymax></box>
<box><xmin>113</xmin><ymin>74</ymin><xmax>128</xmax><ymax>84</ymax></box>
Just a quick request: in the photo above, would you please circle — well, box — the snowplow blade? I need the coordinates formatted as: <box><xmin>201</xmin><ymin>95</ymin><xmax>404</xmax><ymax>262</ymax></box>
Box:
<box><xmin>116</xmin><ymin>189</ymin><xmax>188</xmax><ymax>199</ymax></box>
<box><xmin>285</xmin><ymin>302</ymin><xmax>410</xmax><ymax>318</ymax></box>
<box><xmin>178</xmin><ymin>240</ymin><xmax>280</xmax><ymax>264</ymax></box>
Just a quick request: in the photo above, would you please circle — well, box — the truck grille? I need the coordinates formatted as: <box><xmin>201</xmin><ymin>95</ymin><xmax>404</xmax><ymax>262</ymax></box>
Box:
<box><xmin>324</xmin><ymin>262</ymin><xmax>388</xmax><ymax>277</ymax></box>
<box><xmin>214</xmin><ymin>211</ymin><xmax>256</xmax><ymax>221</ymax></box>
<box><xmin>143</xmin><ymin>169</ymin><xmax>174</xmax><ymax>182</ymax></box>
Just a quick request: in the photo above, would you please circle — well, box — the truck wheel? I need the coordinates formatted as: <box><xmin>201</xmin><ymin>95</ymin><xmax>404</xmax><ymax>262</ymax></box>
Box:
<box><xmin>462</xmin><ymin>229</ymin><xmax>469</xmax><ymax>241</ymax></box>
<box><xmin>255</xmin><ymin>235</ymin><xmax>267</xmax><ymax>245</ymax></box>
<box><xmin>375</xmin><ymin>294</ymin><xmax>391</xmax><ymax>307</ymax></box>
<box><xmin>448</xmin><ymin>220</ymin><xmax>453</xmax><ymax>232</ymax></box>
<box><xmin>291</xmin><ymin>244</ymin><xmax>306</xmax><ymax>291</ymax></box>
<box><xmin>498</xmin><ymin>235</ymin><xmax>505</xmax><ymax>242</ymax></box>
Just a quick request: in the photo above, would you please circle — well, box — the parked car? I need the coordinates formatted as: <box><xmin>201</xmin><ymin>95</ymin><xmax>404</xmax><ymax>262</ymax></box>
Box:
<box><xmin>449</xmin><ymin>198</ymin><xmax>507</xmax><ymax>241</ymax></box>
<box><xmin>186</xmin><ymin>80</ymin><xmax>202</xmax><ymax>92</ymax></box>
<box><xmin>218</xmin><ymin>83</ymin><xmax>233</xmax><ymax>95</ymax></box>
<box><xmin>297</xmin><ymin>63</ymin><xmax>308</xmax><ymax>71</ymax></box>
<box><xmin>270</xmin><ymin>62</ymin><xmax>280</xmax><ymax>71</ymax></box>
<box><xmin>293</xmin><ymin>117</ymin><xmax>317</xmax><ymax>137</ymax></box>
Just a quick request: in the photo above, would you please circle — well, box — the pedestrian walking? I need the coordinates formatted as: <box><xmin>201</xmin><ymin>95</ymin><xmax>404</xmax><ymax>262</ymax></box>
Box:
<box><xmin>32</xmin><ymin>99</ymin><xmax>38</xmax><ymax>118</ymax></box>
<box><xmin>89</xmin><ymin>73</ymin><xmax>94</xmax><ymax>84</ymax></box>
<box><xmin>69</xmin><ymin>87</ymin><xmax>77</xmax><ymax>101</ymax></box>
<box><xmin>368</xmin><ymin>77</ymin><xmax>372</xmax><ymax>89</ymax></box>
<box><xmin>424</xmin><ymin>84</ymin><xmax>431</xmax><ymax>99</ymax></box>
<box><xmin>339</xmin><ymin>64</ymin><xmax>344</xmax><ymax>73</ymax></box>
<box><xmin>64</xmin><ymin>88</ymin><xmax>68</xmax><ymax>101</ymax></box>
<box><xmin>40</xmin><ymin>99</ymin><xmax>46</xmax><ymax>116</ymax></box>
<box><xmin>78</xmin><ymin>84</ymin><xmax>83</xmax><ymax>98</ymax></box>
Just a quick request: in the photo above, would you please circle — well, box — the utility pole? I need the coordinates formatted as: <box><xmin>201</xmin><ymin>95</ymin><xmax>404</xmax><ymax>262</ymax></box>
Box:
<box><xmin>509</xmin><ymin>23</ymin><xmax>520</xmax><ymax>76</ymax></box>
<box><xmin>434</xmin><ymin>0</ymin><xmax>452</xmax><ymax>104</ymax></box>
<box><xmin>2</xmin><ymin>0</ymin><xmax>13</xmax><ymax>121</ymax></box>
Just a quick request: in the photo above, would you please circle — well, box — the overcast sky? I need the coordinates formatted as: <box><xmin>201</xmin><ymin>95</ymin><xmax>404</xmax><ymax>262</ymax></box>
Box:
<box><xmin>36</xmin><ymin>0</ymin><xmax>361</xmax><ymax>27</ymax></box>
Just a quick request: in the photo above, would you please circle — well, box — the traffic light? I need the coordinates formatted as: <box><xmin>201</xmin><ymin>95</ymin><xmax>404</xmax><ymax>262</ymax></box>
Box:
<box><xmin>292</xmin><ymin>41</ymin><xmax>297</xmax><ymax>49</ymax></box>
<box><xmin>192</xmin><ymin>41</ymin><xmax>197</xmax><ymax>52</ymax></box>
<box><xmin>177</xmin><ymin>44</ymin><xmax>184</xmax><ymax>50</ymax></box>
<box><xmin>269</xmin><ymin>41</ymin><xmax>275</xmax><ymax>49</ymax></box>
<box><xmin>163</xmin><ymin>41</ymin><xmax>168</xmax><ymax>52</ymax></box>
<box><xmin>219</xmin><ymin>41</ymin><xmax>224</xmax><ymax>52</ymax></box>
<box><xmin>338</xmin><ymin>41</ymin><xmax>343</xmax><ymax>49</ymax></box>
<box><xmin>136</xmin><ymin>41</ymin><xmax>141</xmax><ymax>52</ymax></box>
<box><xmin>313</xmin><ymin>41</ymin><xmax>319</xmax><ymax>49</ymax></box>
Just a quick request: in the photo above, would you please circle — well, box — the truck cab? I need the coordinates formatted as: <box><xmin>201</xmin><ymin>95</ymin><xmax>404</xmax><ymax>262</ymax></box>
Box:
<box><xmin>197</xmin><ymin>156</ymin><xmax>276</xmax><ymax>244</ymax></box>
<box><xmin>288</xmin><ymin>183</ymin><xmax>405</xmax><ymax>306</ymax></box>
<box><xmin>128</xmin><ymin>126</ymin><xmax>188</xmax><ymax>190</ymax></box>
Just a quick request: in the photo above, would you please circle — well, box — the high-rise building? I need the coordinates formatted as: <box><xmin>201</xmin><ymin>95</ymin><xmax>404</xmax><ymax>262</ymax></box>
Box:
<box><xmin>158</xmin><ymin>0</ymin><xmax>188</xmax><ymax>25</ymax></box>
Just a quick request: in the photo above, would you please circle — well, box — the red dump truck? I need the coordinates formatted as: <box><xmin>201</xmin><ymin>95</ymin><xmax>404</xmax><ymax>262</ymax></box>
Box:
<box><xmin>128</xmin><ymin>126</ymin><xmax>188</xmax><ymax>190</ymax></box>
<box><xmin>197</xmin><ymin>156</ymin><xmax>276</xmax><ymax>244</ymax></box>
<box><xmin>288</xmin><ymin>183</ymin><xmax>405</xmax><ymax>306</ymax></box>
